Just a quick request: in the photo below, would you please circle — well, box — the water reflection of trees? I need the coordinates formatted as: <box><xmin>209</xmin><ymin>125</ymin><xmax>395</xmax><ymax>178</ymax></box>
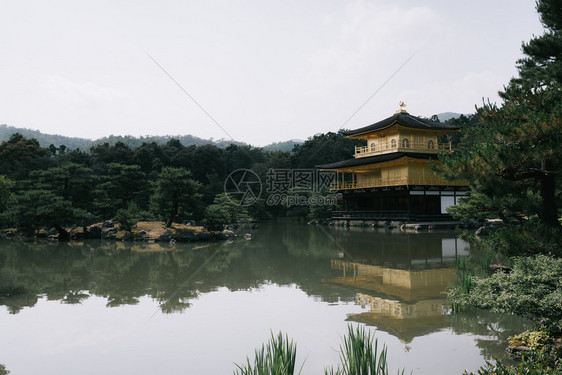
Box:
<box><xmin>446</xmin><ymin>307</ymin><xmax>530</xmax><ymax>361</ymax></box>
<box><xmin>0</xmin><ymin>223</ymin><xmax>350</xmax><ymax>314</ymax></box>
<box><xmin>0</xmin><ymin>224</ymin><xmax>528</xmax><ymax>363</ymax></box>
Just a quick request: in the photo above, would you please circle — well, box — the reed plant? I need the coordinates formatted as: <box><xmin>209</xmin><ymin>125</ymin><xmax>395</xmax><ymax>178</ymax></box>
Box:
<box><xmin>234</xmin><ymin>325</ymin><xmax>405</xmax><ymax>375</ymax></box>
<box><xmin>450</xmin><ymin>257</ymin><xmax>475</xmax><ymax>312</ymax></box>
<box><xmin>456</xmin><ymin>258</ymin><xmax>475</xmax><ymax>295</ymax></box>
<box><xmin>325</xmin><ymin>324</ymin><xmax>404</xmax><ymax>375</ymax></box>
<box><xmin>234</xmin><ymin>331</ymin><xmax>299</xmax><ymax>375</ymax></box>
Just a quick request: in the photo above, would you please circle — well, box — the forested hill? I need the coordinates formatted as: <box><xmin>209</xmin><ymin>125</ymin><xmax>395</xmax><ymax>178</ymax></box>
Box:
<box><xmin>0</xmin><ymin>124</ymin><xmax>302</xmax><ymax>152</ymax></box>
<box><xmin>0</xmin><ymin>124</ymin><xmax>92</xmax><ymax>150</ymax></box>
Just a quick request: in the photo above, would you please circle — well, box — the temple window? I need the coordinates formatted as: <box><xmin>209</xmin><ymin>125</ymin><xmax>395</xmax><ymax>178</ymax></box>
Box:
<box><xmin>428</xmin><ymin>140</ymin><xmax>435</xmax><ymax>150</ymax></box>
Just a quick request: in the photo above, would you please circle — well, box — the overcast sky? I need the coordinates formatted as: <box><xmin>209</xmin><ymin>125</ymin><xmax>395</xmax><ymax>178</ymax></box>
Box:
<box><xmin>0</xmin><ymin>0</ymin><xmax>544</xmax><ymax>146</ymax></box>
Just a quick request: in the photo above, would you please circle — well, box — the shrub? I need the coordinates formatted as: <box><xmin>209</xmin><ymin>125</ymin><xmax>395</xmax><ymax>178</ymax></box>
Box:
<box><xmin>448</xmin><ymin>254</ymin><xmax>562</xmax><ymax>332</ymax></box>
<box><xmin>464</xmin><ymin>349</ymin><xmax>562</xmax><ymax>375</ymax></box>
<box><xmin>508</xmin><ymin>330</ymin><xmax>553</xmax><ymax>350</ymax></box>
<box><xmin>114</xmin><ymin>208</ymin><xmax>136</xmax><ymax>232</ymax></box>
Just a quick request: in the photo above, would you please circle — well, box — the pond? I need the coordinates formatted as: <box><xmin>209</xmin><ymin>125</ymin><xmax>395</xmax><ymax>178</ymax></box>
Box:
<box><xmin>0</xmin><ymin>222</ymin><xmax>528</xmax><ymax>374</ymax></box>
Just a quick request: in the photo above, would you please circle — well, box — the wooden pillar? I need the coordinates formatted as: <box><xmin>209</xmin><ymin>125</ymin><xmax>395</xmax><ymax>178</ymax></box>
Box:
<box><xmin>337</xmin><ymin>171</ymin><xmax>340</xmax><ymax>189</ymax></box>
<box><xmin>407</xmin><ymin>190</ymin><xmax>412</xmax><ymax>220</ymax></box>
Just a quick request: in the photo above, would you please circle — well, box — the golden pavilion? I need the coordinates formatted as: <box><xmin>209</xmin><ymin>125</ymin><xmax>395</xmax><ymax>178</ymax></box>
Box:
<box><xmin>318</xmin><ymin>106</ymin><xmax>468</xmax><ymax>220</ymax></box>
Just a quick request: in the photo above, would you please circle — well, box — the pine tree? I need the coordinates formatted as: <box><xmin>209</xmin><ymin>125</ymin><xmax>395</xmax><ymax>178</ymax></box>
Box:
<box><xmin>439</xmin><ymin>0</ymin><xmax>562</xmax><ymax>253</ymax></box>
<box><xmin>151</xmin><ymin>167</ymin><xmax>201</xmax><ymax>227</ymax></box>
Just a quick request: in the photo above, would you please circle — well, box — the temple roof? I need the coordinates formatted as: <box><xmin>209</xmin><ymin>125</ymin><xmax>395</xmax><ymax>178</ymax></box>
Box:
<box><xmin>344</xmin><ymin>112</ymin><xmax>458</xmax><ymax>137</ymax></box>
<box><xmin>316</xmin><ymin>152</ymin><xmax>434</xmax><ymax>170</ymax></box>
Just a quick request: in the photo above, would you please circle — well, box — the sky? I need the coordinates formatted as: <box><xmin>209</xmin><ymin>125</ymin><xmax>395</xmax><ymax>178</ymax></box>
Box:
<box><xmin>0</xmin><ymin>0</ymin><xmax>545</xmax><ymax>146</ymax></box>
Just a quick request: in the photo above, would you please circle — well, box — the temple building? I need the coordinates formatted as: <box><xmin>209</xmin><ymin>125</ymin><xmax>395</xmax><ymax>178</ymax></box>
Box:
<box><xmin>318</xmin><ymin>105</ymin><xmax>468</xmax><ymax>221</ymax></box>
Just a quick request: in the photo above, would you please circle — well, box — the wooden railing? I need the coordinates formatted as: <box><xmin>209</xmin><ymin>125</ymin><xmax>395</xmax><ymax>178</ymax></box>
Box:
<box><xmin>355</xmin><ymin>141</ymin><xmax>452</xmax><ymax>158</ymax></box>
<box><xmin>330</xmin><ymin>176</ymin><xmax>466</xmax><ymax>190</ymax></box>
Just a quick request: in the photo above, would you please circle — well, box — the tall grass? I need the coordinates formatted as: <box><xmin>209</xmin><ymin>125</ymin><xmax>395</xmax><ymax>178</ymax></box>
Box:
<box><xmin>234</xmin><ymin>331</ymin><xmax>299</xmax><ymax>375</ymax></box>
<box><xmin>325</xmin><ymin>325</ymin><xmax>404</xmax><ymax>375</ymax></box>
<box><xmin>478</xmin><ymin>252</ymin><xmax>494</xmax><ymax>271</ymax></box>
<box><xmin>451</xmin><ymin>257</ymin><xmax>475</xmax><ymax>312</ymax></box>
<box><xmin>456</xmin><ymin>258</ymin><xmax>475</xmax><ymax>294</ymax></box>
<box><xmin>451</xmin><ymin>255</ymin><xmax>498</xmax><ymax>312</ymax></box>
<box><xmin>233</xmin><ymin>325</ymin><xmax>405</xmax><ymax>375</ymax></box>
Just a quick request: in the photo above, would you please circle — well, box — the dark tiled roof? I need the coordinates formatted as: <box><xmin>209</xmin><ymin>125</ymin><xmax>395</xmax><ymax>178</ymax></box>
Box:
<box><xmin>344</xmin><ymin>112</ymin><xmax>458</xmax><ymax>136</ymax></box>
<box><xmin>316</xmin><ymin>152</ymin><xmax>435</xmax><ymax>170</ymax></box>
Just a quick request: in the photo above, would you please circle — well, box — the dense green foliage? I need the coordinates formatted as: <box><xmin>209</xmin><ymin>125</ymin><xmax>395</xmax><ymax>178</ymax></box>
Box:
<box><xmin>290</xmin><ymin>131</ymin><xmax>360</xmax><ymax>168</ymax></box>
<box><xmin>509</xmin><ymin>330</ymin><xmax>553</xmax><ymax>350</ymax></box>
<box><xmin>0</xmin><ymin>133</ymin><xmax>50</xmax><ymax>181</ymax></box>
<box><xmin>440</xmin><ymin>99</ymin><xmax>562</xmax><ymax>232</ymax></box>
<box><xmin>464</xmin><ymin>349</ymin><xmax>562</xmax><ymax>375</ymax></box>
<box><xmin>0</xmin><ymin>129</ymin><xmax>351</xmax><ymax>232</ymax></box>
<box><xmin>203</xmin><ymin>193</ymin><xmax>248</xmax><ymax>230</ymax></box>
<box><xmin>113</xmin><ymin>208</ymin><xmax>138</xmax><ymax>232</ymax></box>
<box><xmin>449</xmin><ymin>255</ymin><xmax>562</xmax><ymax>332</ymax></box>
<box><xmin>3</xmin><ymin>190</ymin><xmax>86</xmax><ymax>238</ymax></box>
<box><xmin>0</xmin><ymin>176</ymin><xmax>13</xmax><ymax>212</ymax></box>
<box><xmin>151</xmin><ymin>167</ymin><xmax>202</xmax><ymax>227</ymax></box>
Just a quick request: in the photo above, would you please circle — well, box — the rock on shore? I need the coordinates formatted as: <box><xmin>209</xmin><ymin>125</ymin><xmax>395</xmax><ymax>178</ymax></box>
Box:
<box><xmin>2</xmin><ymin>221</ymin><xmax>227</xmax><ymax>243</ymax></box>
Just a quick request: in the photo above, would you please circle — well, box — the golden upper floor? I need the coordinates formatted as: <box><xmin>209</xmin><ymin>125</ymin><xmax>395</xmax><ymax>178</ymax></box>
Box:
<box><xmin>354</xmin><ymin>132</ymin><xmax>453</xmax><ymax>158</ymax></box>
<box><xmin>344</xmin><ymin>110</ymin><xmax>458</xmax><ymax>158</ymax></box>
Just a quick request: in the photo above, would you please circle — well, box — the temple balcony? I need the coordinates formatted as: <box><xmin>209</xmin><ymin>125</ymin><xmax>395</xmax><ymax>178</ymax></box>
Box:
<box><xmin>330</xmin><ymin>175</ymin><xmax>466</xmax><ymax>191</ymax></box>
<box><xmin>354</xmin><ymin>141</ymin><xmax>452</xmax><ymax>158</ymax></box>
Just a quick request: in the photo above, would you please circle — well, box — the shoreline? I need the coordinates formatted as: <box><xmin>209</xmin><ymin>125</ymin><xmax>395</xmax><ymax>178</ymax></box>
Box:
<box><xmin>0</xmin><ymin>220</ymin><xmax>232</xmax><ymax>243</ymax></box>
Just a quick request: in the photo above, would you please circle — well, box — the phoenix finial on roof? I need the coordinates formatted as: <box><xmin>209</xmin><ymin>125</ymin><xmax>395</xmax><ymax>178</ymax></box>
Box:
<box><xmin>396</xmin><ymin>101</ymin><xmax>408</xmax><ymax>113</ymax></box>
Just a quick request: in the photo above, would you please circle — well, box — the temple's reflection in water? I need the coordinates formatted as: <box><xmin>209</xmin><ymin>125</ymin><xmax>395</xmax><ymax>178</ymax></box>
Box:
<box><xmin>326</xmin><ymin>229</ymin><xmax>469</xmax><ymax>344</ymax></box>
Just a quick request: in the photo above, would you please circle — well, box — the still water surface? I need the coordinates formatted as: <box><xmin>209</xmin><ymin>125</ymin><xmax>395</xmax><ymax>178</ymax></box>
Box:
<box><xmin>0</xmin><ymin>222</ymin><xmax>527</xmax><ymax>374</ymax></box>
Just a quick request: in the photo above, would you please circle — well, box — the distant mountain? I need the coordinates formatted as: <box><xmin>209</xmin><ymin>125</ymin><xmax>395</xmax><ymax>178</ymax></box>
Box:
<box><xmin>262</xmin><ymin>139</ymin><xmax>304</xmax><ymax>152</ymax></box>
<box><xmin>436</xmin><ymin>112</ymin><xmax>463</xmax><ymax>122</ymax></box>
<box><xmin>0</xmin><ymin>124</ymin><xmax>301</xmax><ymax>152</ymax></box>
<box><xmin>91</xmin><ymin>134</ymin><xmax>216</xmax><ymax>149</ymax></box>
<box><xmin>0</xmin><ymin>124</ymin><xmax>92</xmax><ymax>150</ymax></box>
